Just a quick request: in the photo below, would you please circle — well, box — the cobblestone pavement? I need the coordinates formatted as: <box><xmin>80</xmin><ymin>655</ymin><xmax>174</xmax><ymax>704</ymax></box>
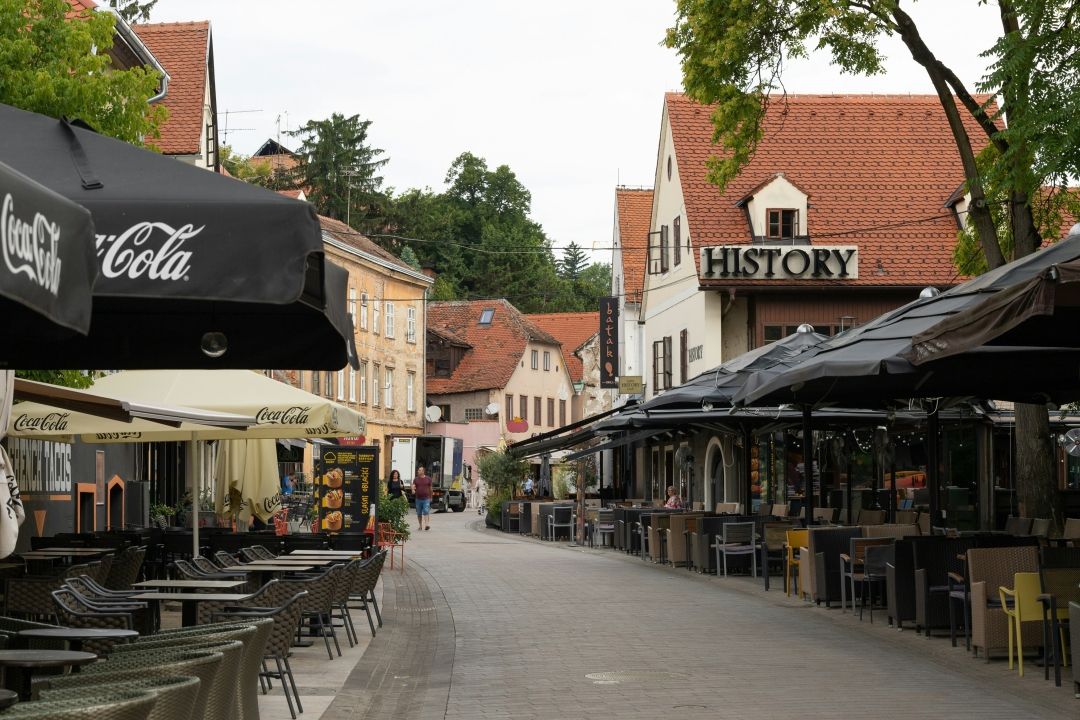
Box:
<box><xmin>325</xmin><ymin>510</ymin><xmax>1078</xmax><ymax>719</ymax></box>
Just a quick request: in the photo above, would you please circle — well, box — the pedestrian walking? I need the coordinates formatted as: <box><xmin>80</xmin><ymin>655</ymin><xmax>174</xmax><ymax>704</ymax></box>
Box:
<box><xmin>414</xmin><ymin>464</ymin><xmax>433</xmax><ymax>531</ymax></box>
<box><xmin>387</xmin><ymin>469</ymin><xmax>404</xmax><ymax>499</ymax></box>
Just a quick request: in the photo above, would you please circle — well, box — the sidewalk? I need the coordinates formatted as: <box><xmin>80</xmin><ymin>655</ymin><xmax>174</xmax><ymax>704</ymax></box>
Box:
<box><xmin>316</xmin><ymin>509</ymin><xmax>1077</xmax><ymax>720</ymax></box>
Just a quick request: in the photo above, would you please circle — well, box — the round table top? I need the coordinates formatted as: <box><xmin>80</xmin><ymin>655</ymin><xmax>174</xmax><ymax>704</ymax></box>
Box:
<box><xmin>16</xmin><ymin>628</ymin><xmax>139</xmax><ymax>641</ymax></box>
<box><xmin>0</xmin><ymin>650</ymin><xmax>97</xmax><ymax>668</ymax></box>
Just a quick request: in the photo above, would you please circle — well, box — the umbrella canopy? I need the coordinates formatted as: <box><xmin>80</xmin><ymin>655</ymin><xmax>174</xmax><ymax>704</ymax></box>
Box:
<box><xmin>907</xmin><ymin>250</ymin><xmax>1080</xmax><ymax>363</ymax></box>
<box><xmin>0</xmin><ymin>103</ymin><xmax>355</xmax><ymax>370</ymax></box>
<box><xmin>734</xmin><ymin>230</ymin><xmax>1080</xmax><ymax>407</ymax></box>
<box><xmin>637</xmin><ymin>325</ymin><xmax>826</xmax><ymax>412</ymax></box>
<box><xmin>80</xmin><ymin>369</ymin><xmax>364</xmax><ymax>442</ymax></box>
<box><xmin>1</xmin><ymin>160</ymin><xmax>97</xmax><ymax>335</ymax></box>
<box><xmin>215</xmin><ymin>439</ymin><xmax>281</xmax><ymax>523</ymax></box>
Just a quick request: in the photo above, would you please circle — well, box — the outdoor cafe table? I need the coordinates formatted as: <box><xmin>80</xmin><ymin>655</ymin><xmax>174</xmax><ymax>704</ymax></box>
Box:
<box><xmin>0</xmin><ymin>649</ymin><xmax>97</xmax><ymax>700</ymax></box>
<box><xmin>235</xmin><ymin>564</ymin><xmax>315</xmax><ymax>586</ymax></box>
<box><xmin>242</xmin><ymin>558</ymin><xmax>334</xmax><ymax>566</ymax></box>
<box><xmin>133</xmin><ymin>579</ymin><xmax>246</xmax><ymax>592</ymax></box>
<box><xmin>16</xmin><ymin>627</ymin><xmax>138</xmax><ymax>653</ymax></box>
<box><xmin>285</xmin><ymin>550</ymin><xmax>362</xmax><ymax>557</ymax></box>
<box><xmin>130</xmin><ymin>592</ymin><xmax>252</xmax><ymax>627</ymax></box>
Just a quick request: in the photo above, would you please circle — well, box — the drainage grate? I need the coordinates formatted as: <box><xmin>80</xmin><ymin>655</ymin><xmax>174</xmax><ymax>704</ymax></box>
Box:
<box><xmin>585</xmin><ymin>671</ymin><xmax>687</xmax><ymax>684</ymax></box>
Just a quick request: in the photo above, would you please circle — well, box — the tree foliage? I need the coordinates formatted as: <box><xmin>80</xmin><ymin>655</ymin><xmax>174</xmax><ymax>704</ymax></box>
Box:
<box><xmin>106</xmin><ymin>0</ymin><xmax>156</xmax><ymax>23</ymax></box>
<box><xmin>558</xmin><ymin>242</ymin><xmax>589</xmax><ymax>280</ymax></box>
<box><xmin>386</xmin><ymin>152</ymin><xmax>609</xmax><ymax>313</ymax></box>
<box><xmin>0</xmin><ymin>0</ymin><xmax>164</xmax><ymax>145</ymax></box>
<box><xmin>666</xmin><ymin>0</ymin><xmax>1080</xmax><ymax>525</ymax></box>
<box><xmin>286</xmin><ymin>113</ymin><xmax>388</xmax><ymax>233</ymax></box>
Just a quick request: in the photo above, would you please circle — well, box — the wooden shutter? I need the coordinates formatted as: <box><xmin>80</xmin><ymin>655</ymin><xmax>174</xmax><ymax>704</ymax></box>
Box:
<box><xmin>663</xmin><ymin>336</ymin><xmax>672</xmax><ymax>389</ymax></box>
<box><xmin>673</xmin><ymin>216</ymin><xmax>681</xmax><ymax>266</ymax></box>
<box><xmin>660</xmin><ymin>225</ymin><xmax>670</xmax><ymax>273</ymax></box>
<box><xmin>680</xmin><ymin>329</ymin><xmax>688</xmax><ymax>384</ymax></box>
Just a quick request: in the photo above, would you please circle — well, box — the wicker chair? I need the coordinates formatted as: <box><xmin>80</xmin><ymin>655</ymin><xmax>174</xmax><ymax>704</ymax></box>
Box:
<box><xmin>250</xmin><ymin>545</ymin><xmax>277</xmax><ymax>560</ymax></box>
<box><xmin>349</xmin><ymin>551</ymin><xmax>387</xmax><ymax>637</ymax></box>
<box><xmin>40</xmin><ymin>675</ymin><xmax>200</xmax><ymax>720</ymax></box>
<box><xmin>0</xmin><ymin>689</ymin><xmax>158</xmax><ymax>720</ymax></box>
<box><xmin>85</xmin><ymin>639</ymin><xmax>245</xmax><ymax>720</ymax></box>
<box><xmin>114</xmin><ymin>621</ymin><xmax>272</xmax><ymax>720</ymax></box>
<box><xmin>0</xmin><ymin>615</ymin><xmax>67</xmax><ymax>650</ymax></box>
<box><xmin>4</xmin><ymin>564</ymin><xmax>87</xmax><ymax>621</ymax></box>
<box><xmin>277</xmin><ymin>566</ymin><xmax>342</xmax><ymax>659</ymax></box>
<box><xmin>213</xmin><ymin>551</ymin><xmax>240</xmax><ymax>568</ymax></box>
<box><xmin>105</xmin><ymin>547</ymin><xmax>147</xmax><ymax>591</ymax></box>
<box><xmin>967</xmin><ymin>545</ymin><xmax>1039</xmax><ymax>660</ymax></box>
<box><xmin>214</xmin><ymin>592</ymin><xmax>307</xmax><ymax>720</ymax></box>
<box><xmin>52</xmin><ymin>588</ymin><xmax>137</xmax><ymax>629</ymax></box>
<box><xmin>331</xmin><ymin>559</ymin><xmax>361</xmax><ymax>646</ymax></box>
<box><xmin>34</xmin><ymin>650</ymin><xmax>218</xmax><ymax>717</ymax></box>
<box><xmin>195</xmin><ymin>579</ymin><xmax>284</xmax><ymax>625</ymax></box>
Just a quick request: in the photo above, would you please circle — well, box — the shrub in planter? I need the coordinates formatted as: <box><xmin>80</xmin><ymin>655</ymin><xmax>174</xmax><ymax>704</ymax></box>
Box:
<box><xmin>376</xmin><ymin>495</ymin><xmax>411</xmax><ymax>541</ymax></box>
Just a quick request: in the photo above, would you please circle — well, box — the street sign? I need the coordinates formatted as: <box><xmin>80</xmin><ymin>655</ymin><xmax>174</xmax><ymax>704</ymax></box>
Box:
<box><xmin>618</xmin><ymin>376</ymin><xmax>643</xmax><ymax>395</ymax></box>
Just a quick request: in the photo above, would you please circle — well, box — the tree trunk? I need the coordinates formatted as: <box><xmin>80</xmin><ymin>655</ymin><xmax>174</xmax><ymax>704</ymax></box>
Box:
<box><xmin>1014</xmin><ymin>403</ymin><xmax>1059</xmax><ymax>524</ymax></box>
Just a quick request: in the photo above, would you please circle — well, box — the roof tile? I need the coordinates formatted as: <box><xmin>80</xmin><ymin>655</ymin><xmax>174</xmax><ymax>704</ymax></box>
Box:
<box><xmin>132</xmin><ymin>21</ymin><xmax>210</xmax><ymax>156</ymax></box>
<box><xmin>666</xmin><ymin>93</ymin><xmax>996</xmax><ymax>287</ymax></box>
<box><xmin>615</xmin><ymin>188</ymin><xmax>652</xmax><ymax>302</ymax></box>
<box><xmin>526</xmin><ymin>312</ymin><xmax>599</xmax><ymax>382</ymax></box>
<box><xmin>427</xmin><ymin>300</ymin><xmax>559</xmax><ymax>394</ymax></box>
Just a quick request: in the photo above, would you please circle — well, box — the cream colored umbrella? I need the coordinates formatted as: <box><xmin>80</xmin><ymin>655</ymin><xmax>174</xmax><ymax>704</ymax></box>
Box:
<box><xmin>214</xmin><ymin>439</ymin><xmax>281</xmax><ymax>524</ymax></box>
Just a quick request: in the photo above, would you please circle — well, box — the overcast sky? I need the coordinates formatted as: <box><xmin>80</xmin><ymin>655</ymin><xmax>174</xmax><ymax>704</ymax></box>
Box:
<box><xmin>151</xmin><ymin>1</ymin><xmax>1005</xmax><ymax>260</ymax></box>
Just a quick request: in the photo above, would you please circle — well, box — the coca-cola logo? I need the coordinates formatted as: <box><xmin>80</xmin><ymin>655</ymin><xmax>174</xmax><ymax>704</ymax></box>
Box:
<box><xmin>1</xmin><ymin>193</ymin><xmax>62</xmax><ymax>295</ymax></box>
<box><xmin>255</xmin><ymin>406</ymin><xmax>311</xmax><ymax>425</ymax></box>
<box><xmin>96</xmin><ymin>222</ymin><xmax>200</xmax><ymax>281</ymax></box>
<box><xmin>13</xmin><ymin>412</ymin><xmax>70</xmax><ymax>432</ymax></box>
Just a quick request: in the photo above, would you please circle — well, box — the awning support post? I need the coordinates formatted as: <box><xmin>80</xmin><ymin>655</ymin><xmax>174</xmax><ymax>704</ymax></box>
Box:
<box><xmin>802</xmin><ymin>405</ymin><xmax>816</xmax><ymax>526</ymax></box>
<box><xmin>928</xmin><ymin>410</ymin><xmax>941</xmax><ymax>531</ymax></box>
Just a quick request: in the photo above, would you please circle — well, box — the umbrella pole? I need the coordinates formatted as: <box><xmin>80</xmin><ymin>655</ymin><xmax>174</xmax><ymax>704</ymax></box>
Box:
<box><xmin>927</xmin><ymin>411</ymin><xmax>941</xmax><ymax>532</ymax></box>
<box><xmin>188</xmin><ymin>441</ymin><xmax>200</xmax><ymax>558</ymax></box>
<box><xmin>802</xmin><ymin>406</ymin><xmax>815</xmax><ymax>526</ymax></box>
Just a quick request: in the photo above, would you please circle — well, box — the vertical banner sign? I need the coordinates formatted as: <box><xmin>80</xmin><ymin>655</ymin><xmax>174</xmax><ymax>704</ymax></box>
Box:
<box><xmin>318</xmin><ymin>445</ymin><xmax>380</xmax><ymax>533</ymax></box>
<box><xmin>599</xmin><ymin>297</ymin><xmax>619</xmax><ymax>388</ymax></box>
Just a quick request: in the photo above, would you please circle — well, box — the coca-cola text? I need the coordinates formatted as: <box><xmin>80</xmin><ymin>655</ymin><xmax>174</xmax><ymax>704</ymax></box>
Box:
<box><xmin>96</xmin><ymin>222</ymin><xmax>200</xmax><ymax>281</ymax></box>
<box><xmin>1</xmin><ymin>193</ymin><xmax>62</xmax><ymax>295</ymax></box>
<box><xmin>255</xmin><ymin>406</ymin><xmax>311</xmax><ymax>425</ymax></box>
<box><xmin>13</xmin><ymin>412</ymin><xmax>69</xmax><ymax>433</ymax></box>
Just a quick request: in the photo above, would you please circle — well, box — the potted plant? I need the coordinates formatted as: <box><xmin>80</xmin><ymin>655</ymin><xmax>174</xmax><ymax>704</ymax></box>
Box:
<box><xmin>149</xmin><ymin>502</ymin><xmax>175</xmax><ymax>529</ymax></box>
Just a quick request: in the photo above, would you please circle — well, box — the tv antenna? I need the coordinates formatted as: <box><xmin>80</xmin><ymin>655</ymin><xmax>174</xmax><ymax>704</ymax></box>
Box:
<box><xmin>217</xmin><ymin>108</ymin><xmax>260</xmax><ymax>145</ymax></box>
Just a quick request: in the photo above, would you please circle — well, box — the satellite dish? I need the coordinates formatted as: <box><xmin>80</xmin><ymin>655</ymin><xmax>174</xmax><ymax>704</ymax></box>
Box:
<box><xmin>424</xmin><ymin>406</ymin><xmax>442</xmax><ymax>422</ymax></box>
<box><xmin>1062</xmin><ymin>428</ymin><xmax>1080</xmax><ymax>457</ymax></box>
<box><xmin>484</xmin><ymin>402</ymin><xmax>500</xmax><ymax>416</ymax></box>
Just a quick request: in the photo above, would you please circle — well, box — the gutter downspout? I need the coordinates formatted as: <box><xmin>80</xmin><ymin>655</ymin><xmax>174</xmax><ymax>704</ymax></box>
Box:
<box><xmin>104</xmin><ymin>9</ymin><xmax>170</xmax><ymax>103</ymax></box>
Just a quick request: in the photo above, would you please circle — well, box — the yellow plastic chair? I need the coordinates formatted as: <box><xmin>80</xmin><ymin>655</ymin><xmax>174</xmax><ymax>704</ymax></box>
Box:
<box><xmin>999</xmin><ymin>572</ymin><xmax>1042</xmax><ymax>676</ymax></box>
<box><xmin>785</xmin><ymin>529</ymin><xmax>809</xmax><ymax>597</ymax></box>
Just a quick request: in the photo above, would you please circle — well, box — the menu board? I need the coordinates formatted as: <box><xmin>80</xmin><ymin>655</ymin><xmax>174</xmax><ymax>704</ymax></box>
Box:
<box><xmin>317</xmin><ymin>445</ymin><xmax>380</xmax><ymax>533</ymax></box>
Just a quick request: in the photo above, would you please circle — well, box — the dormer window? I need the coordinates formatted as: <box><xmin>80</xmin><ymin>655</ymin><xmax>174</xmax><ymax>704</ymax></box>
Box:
<box><xmin>767</xmin><ymin>209</ymin><xmax>799</xmax><ymax>240</ymax></box>
<box><xmin>479</xmin><ymin>308</ymin><xmax>495</xmax><ymax>325</ymax></box>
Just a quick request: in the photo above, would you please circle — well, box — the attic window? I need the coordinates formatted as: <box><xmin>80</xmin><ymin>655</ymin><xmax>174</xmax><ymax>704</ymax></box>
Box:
<box><xmin>478</xmin><ymin>308</ymin><xmax>495</xmax><ymax>325</ymax></box>
<box><xmin>767</xmin><ymin>209</ymin><xmax>799</xmax><ymax>239</ymax></box>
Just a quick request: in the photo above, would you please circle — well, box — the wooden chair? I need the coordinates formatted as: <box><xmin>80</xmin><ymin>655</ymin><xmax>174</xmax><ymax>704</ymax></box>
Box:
<box><xmin>377</xmin><ymin>522</ymin><xmax>405</xmax><ymax>572</ymax></box>
<box><xmin>785</xmin><ymin>528</ymin><xmax>809</xmax><ymax>597</ymax></box>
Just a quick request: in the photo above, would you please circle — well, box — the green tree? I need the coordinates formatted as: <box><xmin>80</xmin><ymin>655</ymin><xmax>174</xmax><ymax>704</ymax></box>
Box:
<box><xmin>220</xmin><ymin>145</ymin><xmax>275</xmax><ymax>186</ymax></box>
<box><xmin>287</xmin><ymin>113</ymin><xmax>388</xmax><ymax>232</ymax></box>
<box><xmin>557</xmin><ymin>242</ymin><xmax>589</xmax><ymax>280</ymax></box>
<box><xmin>476</xmin><ymin>449</ymin><xmax>528</xmax><ymax>521</ymax></box>
<box><xmin>666</xmin><ymin>0</ymin><xmax>1080</xmax><ymax>526</ymax></box>
<box><xmin>14</xmin><ymin>370</ymin><xmax>92</xmax><ymax>390</ymax></box>
<box><xmin>0</xmin><ymin>0</ymin><xmax>164</xmax><ymax>145</ymax></box>
<box><xmin>106</xmin><ymin>0</ymin><xmax>156</xmax><ymax>23</ymax></box>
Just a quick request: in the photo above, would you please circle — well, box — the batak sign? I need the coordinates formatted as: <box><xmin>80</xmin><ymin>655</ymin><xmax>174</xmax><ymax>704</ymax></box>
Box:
<box><xmin>699</xmin><ymin>245</ymin><xmax>859</xmax><ymax>281</ymax></box>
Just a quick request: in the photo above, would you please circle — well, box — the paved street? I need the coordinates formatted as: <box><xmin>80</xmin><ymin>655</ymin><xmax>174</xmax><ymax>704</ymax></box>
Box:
<box><xmin>322</xmin><ymin>510</ymin><xmax>1077</xmax><ymax>720</ymax></box>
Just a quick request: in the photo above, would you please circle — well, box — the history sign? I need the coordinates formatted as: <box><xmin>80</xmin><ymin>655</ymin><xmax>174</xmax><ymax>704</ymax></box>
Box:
<box><xmin>699</xmin><ymin>245</ymin><xmax>859</xmax><ymax>280</ymax></box>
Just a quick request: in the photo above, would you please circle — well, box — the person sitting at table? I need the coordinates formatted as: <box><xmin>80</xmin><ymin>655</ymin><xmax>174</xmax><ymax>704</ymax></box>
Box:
<box><xmin>664</xmin><ymin>485</ymin><xmax>683</xmax><ymax>509</ymax></box>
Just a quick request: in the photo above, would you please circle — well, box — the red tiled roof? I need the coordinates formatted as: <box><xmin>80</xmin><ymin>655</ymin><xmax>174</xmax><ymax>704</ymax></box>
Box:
<box><xmin>526</xmin><ymin>312</ymin><xmax>598</xmax><ymax>383</ymax></box>
<box><xmin>131</xmin><ymin>21</ymin><xmax>210</xmax><ymax>155</ymax></box>
<box><xmin>667</xmin><ymin>92</ymin><xmax>995</xmax><ymax>287</ymax></box>
<box><xmin>616</xmin><ymin>188</ymin><xmax>652</xmax><ymax>302</ymax></box>
<box><xmin>65</xmin><ymin>0</ymin><xmax>96</xmax><ymax>16</ymax></box>
<box><xmin>318</xmin><ymin>216</ymin><xmax>421</xmax><ymax>277</ymax></box>
<box><xmin>427</xmin><ymin>300</ymin><xmax>559</xmax><ymax>395</ymax></box>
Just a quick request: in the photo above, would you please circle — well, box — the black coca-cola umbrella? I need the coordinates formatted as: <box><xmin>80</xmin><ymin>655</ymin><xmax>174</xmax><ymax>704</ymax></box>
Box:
<box><xmin>0</xmin><ymin>102</ymin><xmax>355</xmax><ymax>370</ymax></box>
<box><xmin>0</xmin><ymin>160</ymin><xmax>97</xmax><ymax>336</ymax></box>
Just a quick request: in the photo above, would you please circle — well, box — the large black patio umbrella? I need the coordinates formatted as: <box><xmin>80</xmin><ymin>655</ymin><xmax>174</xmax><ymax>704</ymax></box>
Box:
<box><xmin>637</xmin><ymin>325</ymin><xmax>827</xmax><ymax>412</ymax></box>
<box><xmin>733</xmin><ymin>230</ymin><xmax>1080</xmax><ymax>409</ymax></box>
<box><xmin>0</xmin><ymin>160</ymin><xmax>97</xmax><ymax>335</ymax></box>
<box><xmin>0</xmin><ymin>103</ymin><xmax>355</xmax><ymax>370</ymax></box>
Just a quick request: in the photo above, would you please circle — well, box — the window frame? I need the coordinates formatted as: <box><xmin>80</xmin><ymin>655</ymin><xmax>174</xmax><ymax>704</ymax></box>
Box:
<box><xmin>385</xmin><ymin>302</ymin><xmax>395</xmax><ymax>338</ymax></box>
<box><xmin>559</xmin><ymin>399</ymin><xmax>566</xmax><ymax>426</ymax></box>
<box><xmin>373</xmin><ymin>299</ymin><xmax>381</xmax><ymax>335</ymax></box>
<box><xmin>519</xmin><ymin>395</ymin><xmax>528</xmax><ymax>422</ymax></box>
<box><xmin>359</xmin><ymin>292</ymin><xmax>368</xmax><ymax>330</ymax></box>
<box><xmin>359</xmin><ymin>361</ymin><xmax>368</xmax><ymax>404</ymax></box>
<box><xmin>384</xmin><ymin>367</ymin><xmax>394</xmax><ymax>408</ymax></box>
<box><xmin>543</xmin><ymin>351</ymin><xmax>551</xmax><ymax>371</ymax></box>
<box><xmin>766</xmin><ymin>208</ymin><xmax>799</xmax><ymax>240</ymax></box>
<box><xmin>349</xmin><ymin>367</ymin><xmax>356</xmax><ymax>403</ymax></box>
<box><xmin>505</xmin><ymin>394</ymin><xmax>513</xmax><ymax>425</ymax></box>
<box><xmin>406</xmin><ymin>306</ymin><xmax>417</xmax><ymax>343</ymax></box>
<box><xmin>372</xmin><ymin>364</ymin><xmax>380</xmax><ymax>406</ymax></box>
<box><xmin>336</xmin><ymin>369</ymin><xmax>345</xmax><ymax>401</ymax></box>
<box><xmin>531</xmin><ymin>349</ymin><xmax>539</xmax><ymax>370</ymax></box>
<box><xmin>534</xmin><ymin>396</ymin><xmax>541</xmax><ymax>426</ymax></box>
<box><xmin>547</xmin><ymin>398</ymin><xmax>555</xmax><ymax>427</ymax></box>
<box><xmin>673</xmin><ymin>215</ymin><xmax>682</xmax><ymax>266</ymax></box>
<box><xmin>406</xmin><ymin>371</ymin><xmax>416</xmax><ymax>412</ymax></box>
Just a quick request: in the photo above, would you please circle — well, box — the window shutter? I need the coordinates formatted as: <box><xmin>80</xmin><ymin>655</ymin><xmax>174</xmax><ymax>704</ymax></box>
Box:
<box><xmin>660</xmin><ymin>225</ymin><xmax>670</xmax><ymax>273</ymax></box>
<box><xmin>663</xmin><ymin>336</ymin><xmax>672</xmax><ymax>389</ymax></box>
<box><xmin>680</xmin><ymin>329</ymin><xmax>688</xmax><ymax>384</ymax></box>
<box><xmin>673</xmin><ymin>216</ymin><xmax>681</xmax><ymax>266</ymax></box>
